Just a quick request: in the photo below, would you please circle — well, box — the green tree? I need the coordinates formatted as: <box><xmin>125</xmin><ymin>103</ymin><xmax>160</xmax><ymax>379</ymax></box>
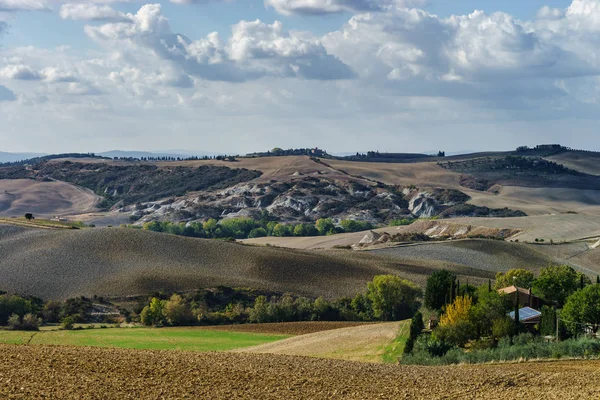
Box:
<box><xmin>7</xmin><ymin>313</ymin><xmax>21</xmax><ymax>330</ymax></box>
<box><xmin>366</xmin><ymin>275</ymin><xmax>421</xmax><ymax>321</ymax></box>
<box><xmin>494</xmin><ymin>269</ymin><xmax>535</xmax><ymax>289</ymax></box>
<box><xmin>561</xmin><ymin>285</ymin><xmax>600</xmax><ymax>335</ymax></box>
<box><xmin>140</xmin><ymin>298</ymin><xmax>167</xmax><ymax>326</ymax></box>
<box><xmin>469</xmin><ymin>287</ymin><xmax>511</xmax><ymax>337</ymax></box>
<box><xmin>533</xmin><ymin>265</ymin><xmax>589</xmax><ymax>307</ymax></box>
<box><xmin>21</xmin><ymin>313</ymin><xmax>41</xmax><ymax>331</ymax></box>
<box><xmin>539</xmin><ymin>306</ymin><xmax>557</xmax><ymax>336</ymax></box>
<box><xmin>424</xmin><ymin>270</ymin><xmax>456</xmax><ymax>311</ymax></box>
<box><xmin>403</xmin><ymin>311</ymin><xmax>424</xmax><ymax>354</ymax></box>
<box><xmin>249</xmin><ymin>296</ymin><xmax>270</xmax><ymax>323</ymax></box>
<box><xmin>248</xmin><ymin>227</ymin><xmax>268</xmax><ymax>238</ymax></box>
<box><xmin>315</xmin><ymin>218</ymin><xmax>335</xmax><ymax>236</ymax></box>
<box><xmin>163</xmin><ymin>294</ymin><xmax>192</xmax><ymax>326</ymax></box>
<box><xmin>203</xmin><ymin>219</ymin><xmax>218</xmax><ymax>237</ymax></box>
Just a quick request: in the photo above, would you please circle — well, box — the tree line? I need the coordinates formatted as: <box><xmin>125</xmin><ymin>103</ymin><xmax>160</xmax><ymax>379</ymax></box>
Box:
<box><xmin>138</xmin><ymin>275</ymin><xmax>421</xmax><ymax>327</ymax></box>
<box><xmin>133</xmin><ymin>217</ymin><xmax>374</xmax><ymax>240</ymax></box>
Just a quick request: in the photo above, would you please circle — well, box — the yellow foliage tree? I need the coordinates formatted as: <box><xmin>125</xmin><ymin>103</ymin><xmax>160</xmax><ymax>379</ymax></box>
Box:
<box><xmin>440</xmin><ymin>295</ymin><xmax>472</xmax><ymax>326</ymax></box>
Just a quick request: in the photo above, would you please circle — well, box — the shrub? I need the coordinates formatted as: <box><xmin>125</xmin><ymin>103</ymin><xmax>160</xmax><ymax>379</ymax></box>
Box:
<box><xmin>61</xmin><ymin>316</ymin><xmax>76</xmax><ymax>330</ymax></box>
<box><xmin>21</xmin><ymin>313</ymin><xmax>41</xmax><ymax>331</ymax></box>
<box><xmin>7</xmin><ymin>313</ymin><xmax>21</xmax><ymax>330</ymax></box>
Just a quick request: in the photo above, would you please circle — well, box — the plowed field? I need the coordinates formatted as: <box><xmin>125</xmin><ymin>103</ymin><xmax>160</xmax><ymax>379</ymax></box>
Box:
<box><xmin>1</xmin><ymin>345</ymin><xmax>600</xmax><ymax>399</ymax></box>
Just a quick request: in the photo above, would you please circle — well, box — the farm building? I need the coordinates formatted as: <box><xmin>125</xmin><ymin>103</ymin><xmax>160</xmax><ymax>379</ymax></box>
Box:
<box><xmin>509</xmin><ymin>307</ymin><xmax>542</xmax><ymax>325</ymax></box>
<box><xmin>497</xmin><ymin>286</ymin><xmax>542</xmax><ymax>309</ymax></box>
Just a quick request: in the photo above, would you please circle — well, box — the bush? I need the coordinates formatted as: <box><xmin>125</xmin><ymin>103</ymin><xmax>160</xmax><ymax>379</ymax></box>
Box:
<box><xmin>61</xmin><ymin>316</ymin><xmax>76</xmax><ymax>330</ymax></box>
<box><xmin>21</xmin><ymin>313</ymin><xmax>41</xmax><ymax>331</ymax></box>
<box><xmin>7</xmin><ymin>313</ymin><xmax>21</xmax><ymax>330</ymax></box>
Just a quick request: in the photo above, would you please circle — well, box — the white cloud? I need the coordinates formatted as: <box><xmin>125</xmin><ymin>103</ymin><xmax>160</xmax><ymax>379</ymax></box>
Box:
<box><xmin>264</xmin><ymin>0</ymin><xmax>425</xmax><ymax>16</ymax></box>
<box><xmin>0</xmin><ymin>64</ymin><xmax>42</xmax><ymax>80</ymax></box>
<box><xmin>84</xmin><ymin>4</ymin><xmax>354</xmax><ymax>82</ymax></box>
<box><xmin>59</xmin><ymin>3</ymin><xmax>132</xmax><ymax>22</ymax></box>
<box><xmin>0</xmin><ymin>0</ymin><xmax>49</xmax><ymax>12</ymax></box>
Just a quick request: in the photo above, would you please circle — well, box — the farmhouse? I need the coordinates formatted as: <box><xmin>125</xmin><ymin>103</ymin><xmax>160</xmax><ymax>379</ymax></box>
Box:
<box><xmin>497</xmin><ymin>286</ymin><xmax>542</xmax><ymax>309</ymax></box>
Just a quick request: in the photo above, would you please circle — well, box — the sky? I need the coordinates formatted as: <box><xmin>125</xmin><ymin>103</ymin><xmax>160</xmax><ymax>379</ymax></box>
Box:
<box><xmin>0</xmin><ymin>0</ymin><xmax>599</xmax><ymax>154</ymax></box>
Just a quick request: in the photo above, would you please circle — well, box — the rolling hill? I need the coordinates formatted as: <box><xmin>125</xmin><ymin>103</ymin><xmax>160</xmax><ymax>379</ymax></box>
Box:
<box><xmin>0</xmin><ymin>224</ymin><xmax>566</xmax><ymax>300</ymax></box>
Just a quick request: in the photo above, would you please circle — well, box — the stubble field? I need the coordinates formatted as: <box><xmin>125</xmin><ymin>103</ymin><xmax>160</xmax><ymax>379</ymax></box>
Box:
<box><xmin>1</xmin><ymin>344</ymin><xmax>600</xmax><ymax>399</ymax></box>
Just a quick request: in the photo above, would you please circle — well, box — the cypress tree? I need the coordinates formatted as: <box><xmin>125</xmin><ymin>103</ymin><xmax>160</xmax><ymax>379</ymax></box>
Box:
<box><xmin>514</xmin><ymin>294</ymin><xmax>520</xmax><ymax>332</ymax></box>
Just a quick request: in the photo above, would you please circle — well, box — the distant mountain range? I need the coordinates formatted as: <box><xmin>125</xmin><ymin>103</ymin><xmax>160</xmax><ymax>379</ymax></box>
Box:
<box><xmin>0</xmin><ymin>152</ymin><xmax>47</xmax><ymax>163</ymax></box>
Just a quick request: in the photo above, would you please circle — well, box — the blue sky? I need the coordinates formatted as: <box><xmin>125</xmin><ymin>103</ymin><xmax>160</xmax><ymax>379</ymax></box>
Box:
<box><xmin>0</xmin><ymin>0</ymin><xmax>599</xmax><ymax>154</ymax></box>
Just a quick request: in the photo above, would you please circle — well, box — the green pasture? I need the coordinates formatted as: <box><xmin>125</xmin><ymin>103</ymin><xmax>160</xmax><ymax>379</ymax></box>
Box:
<box><xmin>0</xmin><ymin>327</ymin><xmax>289</xmax><ymax>352</ymax></box>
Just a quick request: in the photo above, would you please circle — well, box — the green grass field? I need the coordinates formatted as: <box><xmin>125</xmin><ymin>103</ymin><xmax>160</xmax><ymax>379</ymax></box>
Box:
<box><xmin>0</xmin><ymin>327</ymin><xmax>289</xmax><ymax>352</ymax></box>
<box><xmin>382</xmin><ymin>320</ymin><xmax>410</xmax><ymax>363</ymax></box>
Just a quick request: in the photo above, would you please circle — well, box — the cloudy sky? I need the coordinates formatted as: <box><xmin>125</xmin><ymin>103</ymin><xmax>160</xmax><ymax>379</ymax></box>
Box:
<box><xmin>0</xmin><ymin>0</ymin><xmax>599</xmax><ymax>154</ymax></box>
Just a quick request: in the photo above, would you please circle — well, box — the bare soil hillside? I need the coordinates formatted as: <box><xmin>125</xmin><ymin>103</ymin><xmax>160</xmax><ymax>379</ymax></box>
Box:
<box><xmin>0</xmin><ymin>179</ymin><xmax>99</xmax><ymax>217</ymax></box>
<box><xmin>372</xmin><ymin>240</ymin><xmax>554</xmax><ymax>275</ymax></box>
<box><xmin>546</xmin><ymin>151</ymin><xmax>600</xmax><ymax>176</ymax></box>
<box><xmin>1</xmin><ymin>345</ymin><xmax>599</xmax><ymax>399</ymax></box>
<box><xmin>0</xmin><ymin>225</ymin><xmax>494</xmax><ymax>300</ymax></box>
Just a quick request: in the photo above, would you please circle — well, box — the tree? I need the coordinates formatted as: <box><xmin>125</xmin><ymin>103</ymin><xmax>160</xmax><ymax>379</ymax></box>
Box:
<box><xmin>7</xmin><ymin>313</ymin><xmax>21</xmax><ymax>330</ymax></box>
<box><xmin>494</xmin><ymin>269</ymin><xmax>534</xmax><ymax>289</ymax></box>
<box><xmin>440</xmin><ymin>296</ymin><xmax>472</xmax><ymax>326</ymax></box>
<box><xmin>366</xmin><ymin>275</ymin><xmax>421</xmax><ymax>321</ymax></box>
<box><xmin>315</xmin><ymin>218</ymin><xmax>335</xmax><ymax>236</ymax></box>
<box><xmin>21</xmin><ymin>313</ymin><xmax>41</xmax><ymax>331</ymax></box>
<box><xmin>533</xmin><ymin>265</ymin><xmax>589</xmax><ymax>307</ymax></box>
<box><xmin>140</xmin><ymin>298</ymin><xmax>167</xmax><ymax>326</ymax></box>
<box><xmin>24</xmin><ymin>213</ymin><xmax>34</xmax><ymax>221</ymax></box>
<box><xmin>469</xmin><ymin>287</ymin><xmax>511</xmax><ymax>337</ymax></box>
<box><xmin>163</xmin><ymin>294</ymin><xmax>192</xmax><ymax>326</ymax></box>
<box><xmin>403</xmin><ymin>311</ymin><xmax>424</xmax><ymax>354</ymax></box>
<box><xmin>424</xmin><ymin>270</ymin><xmax>456</xmax><ymax>311</ymax></box>
<box><xmin>561</xmin><ymin>285</ymin><xmax>600</xmax><ymax>335</ymax></box>
<box><xmin>249</xmin><ymin>296</ymin><xmax>270</xmax><ymax>323</ymax></box>
<box><xmin>437</xmin><ymin>296</ymin><xmax>476</xmax><ymax>347</ymax></box>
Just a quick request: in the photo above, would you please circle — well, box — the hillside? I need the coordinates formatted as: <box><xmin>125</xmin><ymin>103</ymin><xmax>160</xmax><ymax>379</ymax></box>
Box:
<box><xmin>0</xmin><ymin>224</ymin><xmax>500</xmax><ymax>300</ymax></box>
<box><xmin>0</xmin><ymin>179</ymin><xmax>100</xmax><ymax>217</ymax></box>
<box><xmin>1</xmin><ymin>150</ymin><xmax>599</xmax><ymax>230</ymax></box>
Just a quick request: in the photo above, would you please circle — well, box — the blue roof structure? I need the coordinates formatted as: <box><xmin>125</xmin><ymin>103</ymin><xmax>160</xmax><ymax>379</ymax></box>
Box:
<box><xmin>509</xmin><ymin>307</ymin><xmax>541</xmax><ymax>322</ymax></box>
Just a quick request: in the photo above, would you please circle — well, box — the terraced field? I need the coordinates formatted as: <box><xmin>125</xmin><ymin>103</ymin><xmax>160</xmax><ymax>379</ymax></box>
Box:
<box><xmin>1</xmin><ymin>345</ymin><xmax>599</xmax><ymax>399</ymax></box>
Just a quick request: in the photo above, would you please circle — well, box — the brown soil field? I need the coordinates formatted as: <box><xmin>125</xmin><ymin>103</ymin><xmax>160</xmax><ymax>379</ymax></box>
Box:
<box><xmin>237</xmin><ymin>321</ymin><xmax>401</xmax><ymax>363</ymax></box>
<box><xmin>546</xmin><ymin>152</ymin><xmax>600</xmax><ymax>176</ymax></box>
<box><xmin>199</xmin><ymin>321</ymin><xmax>374</xmax><ymax>335</ymax></box>
<box><xmin>0</xmin><ymin>224</ymin><xmax>496</xmax><ymax>300</ymax></box>
<box><xmin>1</xmin><ymin>344</ymin><xmax>600</xmax><ymax>399</ymax></box>
<box><xmin>0</xmin><ymin>179</ymin><xmax>99</xmax><ymax>217</ymax></box>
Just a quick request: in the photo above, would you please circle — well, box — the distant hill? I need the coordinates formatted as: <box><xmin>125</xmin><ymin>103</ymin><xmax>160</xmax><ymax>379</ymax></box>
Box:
<box><xmin>0</xmin><ymin>152</ymin><xmax>46</xmax><ymax>163</ymax></box>
<box><xmin>99</xmin><ymin>150</ymin><xmax>218</xmax><ymax>159</ymax></box>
